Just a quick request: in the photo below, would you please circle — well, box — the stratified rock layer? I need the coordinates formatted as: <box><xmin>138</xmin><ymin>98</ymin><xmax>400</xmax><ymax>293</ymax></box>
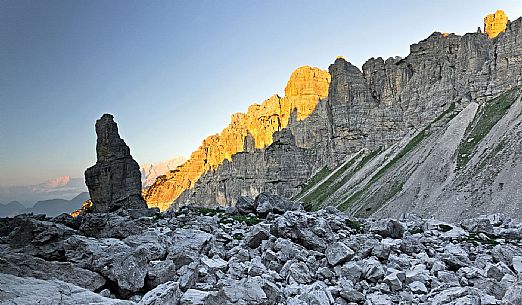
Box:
<box><xmin>145</xmin><ymin>66</ymin><xmax>330</xmax><ymax>210</ymax></box>
<box><xmin>85</xmin><ymin>114</ymin><xmax>147</xmax><ymax>212</ymax></box>
<box><xmin>484</xmin><ymin>10</ymin><xmax>509</xmax><ymax>38</ymax></box>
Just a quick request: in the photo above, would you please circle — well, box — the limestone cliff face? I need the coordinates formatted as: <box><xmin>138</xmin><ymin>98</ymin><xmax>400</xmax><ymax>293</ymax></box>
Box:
<box><xmin>484</xmin><ymin>10</ymin><xmax>508</xmax><ymax>38</ymax></box>
<box><xmin>144</xmin><ymin>66</ymin><xmax>330</xmax><ymax>210</ymax></box>
<box><xmin>170</xmin><ymin>15</ymin><xmax>522</xmax><ymax>210</ymax></box>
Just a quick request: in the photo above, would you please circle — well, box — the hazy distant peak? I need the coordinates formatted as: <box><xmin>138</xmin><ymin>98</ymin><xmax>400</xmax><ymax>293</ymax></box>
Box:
<box><xmin>140</xmin><ymin>156</ymin><xmax>187</xmax><ymax>188</ymax></box>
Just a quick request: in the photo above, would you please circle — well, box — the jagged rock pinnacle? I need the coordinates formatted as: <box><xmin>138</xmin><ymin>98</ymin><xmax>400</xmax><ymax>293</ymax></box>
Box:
<box><xmin>84</xmin><ymin>114</ymin><xmax>147</xmax><ymax>212</ymax></box>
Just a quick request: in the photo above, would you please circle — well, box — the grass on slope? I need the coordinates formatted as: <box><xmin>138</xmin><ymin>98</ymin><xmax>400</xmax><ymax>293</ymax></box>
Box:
<box><xmin>301</xmin><ymin>149</ymin><xmax>383</xmax><ymax>211</ymax></box>
<box><xmin>339</xmin><ymin>103</ymin><xmax>457</xmax><ymax>212</ymax></box>
<box><xmin>292</xmin><ymin>167</ymin><xmax>332</xmax><ymax>200</ymax></box>
<box><xmin>302</xmin><ymin>157</ymin><xmax>358</xmax><ymax>211</ymax></box>
<box><xmin>457</xmin><ymin>89</ymin><xmax>519</xmax><ymax>169</ymax></box>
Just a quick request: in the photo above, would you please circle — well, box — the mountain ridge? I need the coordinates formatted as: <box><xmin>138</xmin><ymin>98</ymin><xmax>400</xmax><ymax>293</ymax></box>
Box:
<box><xmin>146</xmin><ymin>12</ymin><xmax>522</xmax><ymax>221</ymax></box>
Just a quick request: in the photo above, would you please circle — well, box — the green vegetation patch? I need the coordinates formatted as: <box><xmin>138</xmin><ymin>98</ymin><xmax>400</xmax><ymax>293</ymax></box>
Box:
<box><xmin>345</xmin><ymin>219</ymin><xmax>364</xmax><ymax>233</ymax></box>
<box><xmin>457</xmin><ymin>89</ymin><xmax>519</xmax><ymax>168</ymax></box>
<box><xmin>303</xmin><ymin>149</ymin><xmax>383</xmax><ymax>212</ymax></box>
<box><xmin>355</xmin><ymin>181</ymin><xmax>405</xmax><ymax>218</ymax></box>
<box><xmin>293</xmin><ymin>167</ymin><xmax>332</xmax><ymax>200</ymax></box>
<box><xmin>301</xmin><ymin>156</ymin><xmax>359</xmax><ymax>210</ymax></box>
<box><xmin>339</xmin><ymin>103</ymin><xmax>457</xmax><ymax>213</ymax></box>
<box><xmin>219</xmin><ymin>215</ymin><xmax>262</xmax><ymax>226</ymax></box>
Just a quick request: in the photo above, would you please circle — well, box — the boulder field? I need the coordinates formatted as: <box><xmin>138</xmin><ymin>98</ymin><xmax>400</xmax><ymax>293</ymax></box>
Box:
<box><xmin>1</xmin><ymin>193</ymin><xmax>521</xmax><ymax>304</ymax></box>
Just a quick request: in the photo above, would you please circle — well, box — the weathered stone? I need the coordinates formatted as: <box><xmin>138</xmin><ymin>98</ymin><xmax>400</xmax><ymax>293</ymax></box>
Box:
<box><xmin>144</xmin><ymin>67</ymin><xmax>331</xmax><ymax>210</ymax></box>
<box><xmin>362</xmin><ymin>257</ymin><xmax>385</xmax><ymax>283</ymax></box>
<box><xmin>235</xmin><ymin>196</ymin><xmax>257</xmax><ymax>215</ymax></box>
<box><xmin>0</xmin><ymin>250</ymin><xmax>105</xmax><ymax>291</ymax></box>
<box><xmin>244</xmin><ymin>224</ymin><xmax>270</xmax><ymax>248</ymax></box>
<box><xmin>0</xmin><ymin>273</ymin><xmax>134</xmax><ymax>305</ymax></box>
<box><xmin>254</xmin><ymin>192</ymin><xmax>304</xmax><ymax>217</ymax></box>
<box><xmin>370</xmin><ymin>219</ymin><xmax>405</xmax><ymax>238</ymax></box>
<box><xmin>271</xmin><ymin>211</ymin><xmax>333</xmax><ymax>251</ymax></box>
<box><xmin>85</xmin><ymin>114</ymin><xmax>147</xmax><ymax>213</ymax></box>
<box><xmin>461</xmin><ymin>218</ymin><xmax>494</xmax><ymax>234</ymax></box>
<box><xmin>502</xmin><ymin>281</ymin><xmax>522</xmax><ymax>305</ymax></box>
<box><xmin>180</xmin><ymin>289</ymin><xmax>214</xmax><ymax>305</ymax></box>
<box><xmin>484</xmin><ymin>10</ymin><xmax>509</xmax><ymax>38</ymax></box>
<box><xmin>138</xmin><ymin>281</ymin><xmax>182</xmax><ymax>305</ymax></box>
<box><xmin>409</xmin><ymin>281</ymin><xmax>428</xmax><ymax>294</ymax></box>
<box><xmin>325</xmin><ymin>242</ymin><xmax>355</xmax><ymax>266</ymax></box>
<box><xmin>64</xmin><ymin>235</ymin><xmax>148</xmax><ymax>295</ymax></box>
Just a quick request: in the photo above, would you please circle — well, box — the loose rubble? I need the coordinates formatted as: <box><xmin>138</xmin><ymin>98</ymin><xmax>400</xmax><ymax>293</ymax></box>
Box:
<box><xmin>1</xmin><ymin>193</ymin><xmax>521</xmax><ymax>304</ymax></box>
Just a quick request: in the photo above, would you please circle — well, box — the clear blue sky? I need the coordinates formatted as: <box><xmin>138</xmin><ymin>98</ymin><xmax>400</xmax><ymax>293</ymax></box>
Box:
<box><xmin>1</xmin><ymin>1</ymin><xmax>521</xmax><ymax>186</ymax></box>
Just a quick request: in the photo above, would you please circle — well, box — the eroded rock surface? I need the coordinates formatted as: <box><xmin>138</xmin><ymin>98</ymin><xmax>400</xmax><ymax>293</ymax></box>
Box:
<box><xmin>1</xmin><ymin>194</ymin><xmax>521</xmax><ymax>304</ymax></box>
<box><xmin>85</xmin><ymin>114</ymin><xmax>147</xmax><ymax>213</ymax></box>
<box><xmin>144</xmin><ymin>66</ymin><xmax>330</xmax><ymax>210</ymax></box>
<box><xmin>145</xmin><ymin>15</ymin><xmax>522</xmax><ymax>214</ymax></box>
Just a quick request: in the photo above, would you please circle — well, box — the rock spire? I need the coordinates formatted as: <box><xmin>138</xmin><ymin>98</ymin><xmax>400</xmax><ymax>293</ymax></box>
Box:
<box><xmin>84</xmin><ymin>114</ymin><xmax>147</xmax><ymax>212</ymax></box>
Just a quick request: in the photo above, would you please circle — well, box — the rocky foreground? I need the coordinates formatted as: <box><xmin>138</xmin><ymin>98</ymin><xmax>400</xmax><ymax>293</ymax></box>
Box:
<box><xmin>0</xmin><ymin>193</ymin><xmax>521</xmax><ymax>305</ymax></box>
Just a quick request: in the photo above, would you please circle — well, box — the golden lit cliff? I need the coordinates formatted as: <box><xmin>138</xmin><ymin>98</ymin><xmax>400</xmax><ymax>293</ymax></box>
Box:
<box><xmin>484</xmin><ymin>10</ymin><xmax>508</xmax><ymax>38</ymax></box>
<box><xmin>144</xmin><ymin>66</ymin><xmax>330</xmax><ymax>210</ymax></box>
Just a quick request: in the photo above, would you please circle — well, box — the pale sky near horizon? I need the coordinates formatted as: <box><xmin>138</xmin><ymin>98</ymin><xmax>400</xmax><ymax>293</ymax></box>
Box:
<box><xmin>1</xmin><ymin>1</ymin><xmax>522</xmax><ymax>186</ymax></box>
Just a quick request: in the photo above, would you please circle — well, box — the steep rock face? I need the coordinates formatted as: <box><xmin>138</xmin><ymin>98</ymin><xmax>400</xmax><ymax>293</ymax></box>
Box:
<box><xmin>165</xmin><ymin>16</ymin><xmax>522</xmax><ymax>211</ymax></box>
<box><xmin>484</xmin><ymin>10</ymin><xmax>508</xmax><ymax>38</ymax></box>
<box><xmin>85</xmin><ymin>114</ymin><xmax>147</xmax><ymax>212</ymax></box>
<box><xmin>174</xmin><ymin>128</ymin><xmax>313</xmax><ymax>207</ymax></box>
<box><xmin>145</xmin><ymin>66</ymin><xmax>330</xmax><ymax>210</ymax></box>
<box><xmin>142</xmin><ymin>14</ymin><xmax>522</xmax><ymax>212</ymax></box>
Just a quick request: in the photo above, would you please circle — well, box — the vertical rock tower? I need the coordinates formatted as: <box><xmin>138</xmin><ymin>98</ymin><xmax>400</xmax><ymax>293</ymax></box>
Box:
<box><xmin>85</xmin><ymin>114</ymin><xmax>147</xmax><ymax>212</ymax></box>
<box><xmin>484</xmin><ymin>10</ymin><xmax>508</xmax><ymax>38</ymax></box>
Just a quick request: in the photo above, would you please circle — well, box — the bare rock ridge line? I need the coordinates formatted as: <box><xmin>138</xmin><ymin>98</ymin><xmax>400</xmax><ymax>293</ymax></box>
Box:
<box><xmin>84</xmin><ymin>114</ymin><xmax>147</xmax><ymax>213</ymax></box>
<box><xmin>144</xmin><ymin>66</ymin><xmax>330</xmax><ymax>210</ymax></box>
<box><xmin>156</xmin><ymin>12</ymin><xmax>521</xmax><ymax>213</ymax></box>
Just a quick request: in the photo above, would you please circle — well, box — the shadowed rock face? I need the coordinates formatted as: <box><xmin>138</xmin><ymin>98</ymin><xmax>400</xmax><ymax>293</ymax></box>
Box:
<box><xmin>85</xmin><ymin>114</ymin><xmax>147</xmax><ymax>212</ymax></box>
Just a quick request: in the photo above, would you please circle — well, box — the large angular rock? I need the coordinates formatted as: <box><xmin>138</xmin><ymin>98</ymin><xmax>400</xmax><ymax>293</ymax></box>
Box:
<box><xmin>271</xmin><ymin>211</ymin><xmax>333</xmax><ymax>251</ymax></box>
<box><xmin>85</xmin><ymin>114</ymin><xmax>147</xmax><ymax>213</ymax></box>
<box><xmin>325</xmin><ymin>242</ymin><xmax>355</xmax><ymax>266</ymax></box>
<box><xmin>0</xmin><ymin>249</ymin><xmax>105</xmax><ymax>291</ymax></box>
<box><xmin>0</xmin><ymin>273</ymin><xmax>134</xmax><ymax>305</ymax></box>
<box><xmin>138</xmin><ymin>281</ymin><xmax>182</xmax><ymax>305</ymax></box>
<box><xmin>64</xmin><ymin>235</ymin><xmax>148</xmax><ymax>295</ymax></box>
<box><xmin>254</xmin><ymin>192</ymin><xmax>304</xmax><ymax>217</ymax></box>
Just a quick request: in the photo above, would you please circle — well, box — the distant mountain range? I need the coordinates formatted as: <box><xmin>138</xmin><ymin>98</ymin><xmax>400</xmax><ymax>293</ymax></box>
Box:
<box><xmin>0</xmin><ymin>176</ymin><xmax>87</xmax><ymax>207</ymax></box>
<box><xmin>0</xmin><ymin>192</ymin><xmax>89</xmax><ymax>217</ymax></box>
<box><xmin>140</xmin><ymin>156</ymin><xmax>186</xmax><ymax>188</ymax></box>
<box><xmin>0</xmin><ymin>156</ymin><xmax>186</xmax><ymax>207</ymax></box>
